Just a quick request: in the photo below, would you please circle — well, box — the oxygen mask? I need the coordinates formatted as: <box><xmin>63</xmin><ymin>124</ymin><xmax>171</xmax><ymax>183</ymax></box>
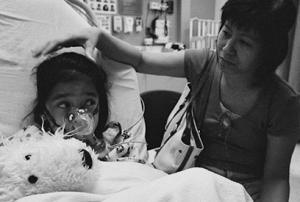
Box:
<box><xmin>64</xmin><ymin>108</ymin><xmax>96</xmax><ymax>136</ymax></box>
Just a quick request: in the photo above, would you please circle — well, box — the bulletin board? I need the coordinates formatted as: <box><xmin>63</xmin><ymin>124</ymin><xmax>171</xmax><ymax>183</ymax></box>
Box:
<box><xmin>85</xmin><ymin>0</ymin><xmax>117</xmax><ymax>15</ymax></box>
<box><xmin>82</xmin><ymin>0</ymin><xmax>178</xmax><ymax>45</ymax></box>
<box><xmin>118</xmin><ymin>0</ymin><xmax>143</xmax><ymax>16</ymax></box>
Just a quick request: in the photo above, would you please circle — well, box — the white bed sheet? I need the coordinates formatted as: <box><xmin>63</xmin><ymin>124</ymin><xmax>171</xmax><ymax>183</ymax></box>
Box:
<box><xmin>16</xmin><ymin>168</ymin><xmax>253</xmax><ymax>202</ymax></box>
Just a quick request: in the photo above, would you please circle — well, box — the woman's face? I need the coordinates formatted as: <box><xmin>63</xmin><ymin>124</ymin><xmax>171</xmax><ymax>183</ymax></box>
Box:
<box><xmin>216</xmin><ymin>21</ymin><xmax>264</xmax><ymax>76</ymax></box>
<box><xmin>45</xmin><ymin>74</ymin><xmax>99</xmax><ymax>135</ymax></box>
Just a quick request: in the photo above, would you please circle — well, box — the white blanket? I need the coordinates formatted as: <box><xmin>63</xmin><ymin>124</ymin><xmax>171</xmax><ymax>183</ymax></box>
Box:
<box><xmin>17</xmin><ymin>168</ymin><xmax>253</xmax><ymax>202</ymax></box>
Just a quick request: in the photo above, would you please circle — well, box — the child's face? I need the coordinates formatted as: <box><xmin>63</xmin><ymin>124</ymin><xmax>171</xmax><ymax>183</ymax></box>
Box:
<box><xmin>45</xmin><ymin>75</ymin><xmax>99</xmax><ymax>135</ymax></box>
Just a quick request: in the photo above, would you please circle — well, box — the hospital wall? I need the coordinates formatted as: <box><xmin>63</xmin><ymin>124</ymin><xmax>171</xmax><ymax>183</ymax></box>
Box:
<box><xmin>133</xmin><ymin>0</ymin><xmax>218</xmax><ymax>93</ymax></box>
<box><xmin>114</xmin><ymin>0</ymin><xmax>217</xmax><ymax>46</ymax></box>
<box><xmin>113</xmin><ymin>0</ymin><xmax>179</xmax><ymax>45</ymax></box>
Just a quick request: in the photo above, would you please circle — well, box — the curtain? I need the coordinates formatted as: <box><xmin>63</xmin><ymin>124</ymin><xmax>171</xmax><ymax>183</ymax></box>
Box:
<box><xmin>288</xmin><ymin>0</ymin><xmax>300</xmax><ymax>92</ymax></box>
<box><xmin>277</xmin><ymin>0</ymin><xmax>300</xmax><ymax>93</ymax></box>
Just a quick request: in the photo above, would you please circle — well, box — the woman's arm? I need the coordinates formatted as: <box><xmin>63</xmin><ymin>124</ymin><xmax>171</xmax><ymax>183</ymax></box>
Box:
<box><xmin>260</xmin><ymin>134</ymin><xmax>298</xmax><ymax>202</ymax></box>
<box><xmin>33</xmin><ymin>27</ymin><xmax>186</xmax><ymax>77</ymax></box>
<box><xmin>97</xmin><ymin>29</ymin><xmax>186</xmax><ymax>77</ymax></box>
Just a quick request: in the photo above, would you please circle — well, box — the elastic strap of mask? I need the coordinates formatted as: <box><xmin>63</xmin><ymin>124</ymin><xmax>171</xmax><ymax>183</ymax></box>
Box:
<box><xmin>42</xmin><ymin>108</ymin><xmax>61</xmax><ymax>129</ymax></box>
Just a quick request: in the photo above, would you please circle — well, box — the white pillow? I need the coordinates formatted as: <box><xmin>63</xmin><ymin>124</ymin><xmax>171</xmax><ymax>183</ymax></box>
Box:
<box><xmin>0</xmin><ymin>0</ymin><xmax>146</xmax><ymax>153</ymax></box>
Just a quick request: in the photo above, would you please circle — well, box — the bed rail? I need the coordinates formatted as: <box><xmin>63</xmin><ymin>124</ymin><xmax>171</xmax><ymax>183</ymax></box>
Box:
<box><xmin>189</xmin><ymin>17</ymin><xmax>220</xmax><ymax>50</ymax></box>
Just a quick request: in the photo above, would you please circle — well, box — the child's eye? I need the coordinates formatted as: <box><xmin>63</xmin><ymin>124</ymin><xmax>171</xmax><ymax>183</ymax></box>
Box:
<box><xmin>84</xmin><ymin>99</ymin><xmax>98</xmax><ymax>112</ymax></box>
<box><xmin>57</xmin><ymin>102</ymin><xmax>69</xmax><ymax>109</ymax></box>
<box><xmin>85</xmin><ymin>99</ymin><xmax>96</xmax><ymax>107</ymax></box>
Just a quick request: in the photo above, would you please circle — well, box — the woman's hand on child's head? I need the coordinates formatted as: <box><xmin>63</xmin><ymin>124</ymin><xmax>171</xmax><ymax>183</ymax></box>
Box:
<box><xmin>32</xmin><ymin>27</ymin><xmax>102</xmax><ymax>60</ymax></box>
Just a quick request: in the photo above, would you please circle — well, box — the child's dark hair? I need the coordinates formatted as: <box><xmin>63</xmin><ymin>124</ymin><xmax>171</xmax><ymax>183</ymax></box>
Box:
<box><xmin>220</xmin><ymin>0</ymin><xmax>297</xmax><ymax>84</ymax></box>
<box><xmin>30</xmin><ymin>52</ymin><xmax>109</xmax><ymax>137</ymax></box>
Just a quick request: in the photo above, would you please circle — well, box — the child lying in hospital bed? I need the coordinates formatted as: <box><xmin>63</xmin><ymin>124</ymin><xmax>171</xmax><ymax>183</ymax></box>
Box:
<box><xmin>0</xmin><ymin>0</ymin><xmax>147</xmax><ymax>160</ymax></box>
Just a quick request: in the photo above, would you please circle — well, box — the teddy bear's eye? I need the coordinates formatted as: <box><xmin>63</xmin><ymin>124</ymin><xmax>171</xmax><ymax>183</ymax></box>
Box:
<box><xmin>79</xmin><ymin>149</ymin><xmax>93</xmax><ymax>169</ymax></box>
<box><xmin>28</xmin><ymin>175</ymin><xmax>38</xmax><ymax>184</ymax></box>
<box><xmin>25</xmin><ymin>154</ymin><xmax>32</xmax><ymax>160</ymax></box>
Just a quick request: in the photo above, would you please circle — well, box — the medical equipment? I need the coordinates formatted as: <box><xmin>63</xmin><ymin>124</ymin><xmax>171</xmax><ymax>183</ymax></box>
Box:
<box><xmin>99</xmin><ymin>97</ymin><xmax>146</xmax><ymax>162</ymax></box>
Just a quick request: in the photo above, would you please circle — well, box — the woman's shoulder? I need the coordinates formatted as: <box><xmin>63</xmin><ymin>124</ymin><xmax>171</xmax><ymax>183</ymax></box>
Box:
<box><xmin>184</xmin><ymin>49</ymin><xmax>217</xmax><ymax>83</ymax></box>
<box><xmin>184</xmin><ymin>49</ymin><xmax>216</xmax><ymax>69</ymax></box>
<box><xmin>269</xmin><ymin>74</ymin><xmax>299</xmax><ymax>103</ymax></box>
<box><xmin>267</xmin><ymin>75</ymin><xmax>300</xmax><ymax>136</ymax></box>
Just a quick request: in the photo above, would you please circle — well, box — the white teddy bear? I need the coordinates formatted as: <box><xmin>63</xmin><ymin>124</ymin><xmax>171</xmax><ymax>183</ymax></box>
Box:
<box><xmin>0</xmin><ymin>126</ymin><xmax>166</xmax><ymax>202</ymax></box>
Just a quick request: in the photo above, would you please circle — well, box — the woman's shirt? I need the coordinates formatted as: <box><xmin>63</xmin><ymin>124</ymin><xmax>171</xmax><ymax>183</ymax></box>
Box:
<box><xmin>184</xmin><ymin>49</ymin><xmax>300</xmax><ymax>178</ymax></box>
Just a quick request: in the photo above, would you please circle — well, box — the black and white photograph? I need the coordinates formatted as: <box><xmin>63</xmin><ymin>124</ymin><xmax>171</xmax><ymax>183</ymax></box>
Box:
<box><xmin>0</xmin><ymin>0</ymin><xmax>299</xmax><ymax>202</ymax></box>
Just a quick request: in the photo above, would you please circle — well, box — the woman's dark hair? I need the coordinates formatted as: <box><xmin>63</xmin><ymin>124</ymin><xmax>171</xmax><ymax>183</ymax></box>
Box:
<box><xmin>30</xmin><ymin>52</ymin><xmax>109</xmax><ymax>138</ymax></box>
<box><xmin>220</xmin><ymin>0</ymin><xmax>297</xmax><ymax>83</ymax></box>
